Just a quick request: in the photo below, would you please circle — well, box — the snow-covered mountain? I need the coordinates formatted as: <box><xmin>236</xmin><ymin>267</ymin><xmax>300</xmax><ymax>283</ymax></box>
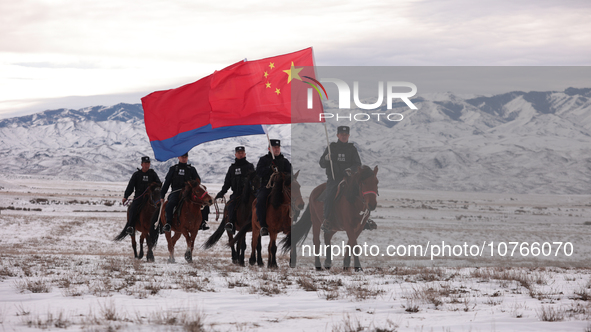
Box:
<box><xmin>1</xmin><ymin>87</ymin><xmax>591</xmax><ymax>194</ymax></box>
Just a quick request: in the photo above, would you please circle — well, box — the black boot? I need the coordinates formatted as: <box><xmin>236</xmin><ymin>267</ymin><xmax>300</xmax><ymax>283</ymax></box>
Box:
<box><xmin>163</xmin><ymin>223</ymin><xmax>171</xmax><ymax>232</ymax></box>
<box><xmin>126</xmin><ymin>226</ymin><xmax>134</xmax><ymax>235</ymax></box>
<box><xmin>260</xmin><ymin>225</ymin><xmax>269</xmax><ymax>236</ymax></box>
<box><xmin>199</xmin><ymin>221</ymin><xmax>210</xmax><ymax>231</ymax></box>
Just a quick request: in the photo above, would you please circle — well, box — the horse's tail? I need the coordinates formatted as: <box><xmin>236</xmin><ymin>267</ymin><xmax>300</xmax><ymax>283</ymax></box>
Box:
<box><xmin>113</xmin><ymin>224</ymin><xmax>128</xmax><ymax>242</ymax></box>
<box><xmin>280</xmin><ymin>204</ymin><xmax>312</xmax><ymax>254</ymax></box>
<box><xmin>203</xmin><ymin>218</ymin><xmax>226</xmax><ymax>249</ymax></box>
<box><xmin>147</xmin><ymin>206</ymin><xmax>161</xmax><ymax>249</ymax></box>
<box><xmin>228</xmin><ymin>222</ymin><xmax>252</xmax><ymax>248</ymax></box>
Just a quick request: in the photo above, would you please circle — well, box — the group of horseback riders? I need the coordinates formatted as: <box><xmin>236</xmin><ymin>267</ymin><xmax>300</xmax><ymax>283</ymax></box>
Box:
<box><xmin>122</xmin><ymin>125</ymin><xmax>361</xmax><ymax>238</ymax></box>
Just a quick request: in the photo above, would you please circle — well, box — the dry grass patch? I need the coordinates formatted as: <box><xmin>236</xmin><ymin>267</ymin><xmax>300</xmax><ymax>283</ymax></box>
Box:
<box><xmin>536</xmin><ymin>305</ymin><xmax>566</xmax><ymax>322</ymax></box>
<box><xmin>14</xmin><ymin>278</ymin><xmax>52</xmax><ymax>293</ymax></box>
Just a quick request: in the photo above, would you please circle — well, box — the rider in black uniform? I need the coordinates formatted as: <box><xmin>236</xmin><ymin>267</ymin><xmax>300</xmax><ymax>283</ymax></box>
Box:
<box><xmin>255</xmin><ymin>139</ymin><xmax>292</xmax><ymax>236</ymax></box>
<box><xmin>319</xmin><ymin>126</ymin><xmax>361</xmax><ymax>231</ymax></box>
<box><xmin>215</xmin><ymin>146</ymin><xmax>255</xmax><ymax>232</ymax></box>
<box><xmin>122</xmin><ymin>156</ymin><xmax>161</xmax><ymax>234</ymax></box>
<box><xmin>160</xmin><ymin>152</ymin><xmax>209</xmax><ymax>232</ymax></box>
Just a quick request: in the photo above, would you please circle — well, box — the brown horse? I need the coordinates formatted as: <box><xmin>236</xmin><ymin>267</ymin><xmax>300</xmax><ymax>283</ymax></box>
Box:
<box><xmin>282</xmin><ymin>165</ymin><xmax>379</xmax><ymax>271</ymax></box>
<box><xmin>157</xmin><ymin>179</ymin><xmax>213</xmax><ymax>263</ymax></box>
<box><xmin>114</xmin><ymin>181</ymin><xmax>162</xmax><ymax>262</ymax></box>
<box><xmin>249</xmin><ymin>170</ymin><xmax>305</xmax><ymax>268</ymax></box>
<box><xmin>203</xmin><ymin>170</ymin><xmax>261</xmax><ymax>266</ymax></box>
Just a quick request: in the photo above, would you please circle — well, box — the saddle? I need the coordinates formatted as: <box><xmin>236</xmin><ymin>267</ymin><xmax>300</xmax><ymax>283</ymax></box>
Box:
<box><xmin>172</xmin><ymin>196</ymin><xmax>187</xmax><ymax>222</ymax></box>
<box><xmin>316</xmin><ymin>179</ymin><xmax>347</xmax><ymax>203</ymax></box>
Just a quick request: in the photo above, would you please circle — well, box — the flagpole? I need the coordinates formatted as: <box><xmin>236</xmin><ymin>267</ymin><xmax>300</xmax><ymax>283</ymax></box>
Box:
<box><xmin>323</xmin><ymin>120</ymin><xmax>335</xmax><ymax>181</ymax></box>
<box><xmin>264</xmin><ymin>125</ymin><xmax>275</xmax><ymax>161</ymax></box>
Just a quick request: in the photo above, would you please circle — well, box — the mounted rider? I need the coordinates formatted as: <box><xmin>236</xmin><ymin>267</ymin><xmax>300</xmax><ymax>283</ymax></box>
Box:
<box><xmin>160</xmin><ymin>152</ymin><xmax>210</xmax><ymax>232</ymax></box>
<box><xmin>122</xmin><ymin>156</ymin><xmax>161</xmax><ymax>234</ymax></box>
<box><xmin>319</xmin><ymin>126</ymin><xmax>362</xmax><ymax>231</ymax></box>
<box><xmin>255</xmin><ymin>139</ymin><xmax>292</xmax><ymax>236</ymax></box>
<box><xmin>215</xmin><ymin>146</ymin><xmax>255</xmax><ymax>232</ymax></box>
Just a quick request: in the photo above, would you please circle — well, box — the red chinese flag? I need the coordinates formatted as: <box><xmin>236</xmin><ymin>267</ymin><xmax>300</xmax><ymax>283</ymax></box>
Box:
<box><xmin>209</xmin><ymin>47</ymin><xmax>324</xmax><ymax>128</ymax></box>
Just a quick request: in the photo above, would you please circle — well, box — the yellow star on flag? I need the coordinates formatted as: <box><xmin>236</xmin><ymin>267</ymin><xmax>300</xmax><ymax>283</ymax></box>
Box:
<box><xmin>275</xmin><ymin>88</ymin><xmax>281</xmax><ymax>95</ymax></box>
<box><xmin>283</xmin><ymin>62</ymin><xmax>303</xmax><ymax>84</ymax></box>
<box><xmin>263</xmin><ymin>71</ymin><xmax>269</xmax><ymax>78</ymax></box>
<box><xmin>269</xmin><ymin>62</ymin><xmax>275</xmax><ymax>69</ymax></box>
<box><xmin>265</xmin><ymin>82</ymin><xmax>271</xmax><ymax>88</ymax></box>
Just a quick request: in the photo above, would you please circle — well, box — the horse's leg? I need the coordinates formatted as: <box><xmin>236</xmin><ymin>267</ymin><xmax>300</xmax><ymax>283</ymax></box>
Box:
<box><xmin>131</xmin><ymin>231</ymin><xmax>138</xmax><ymax>258</ymax></box>
<box><xmin>268</xmin><ymin>232</ymin><xmax>278</xmax><ymax>269</ymax></box>
<box><xmin>167</xmin><ymin>231</ymin><xmax>182</xmax><ymax>263</ymax></box>
<box><xmin>311</xmin><ymin>205</ymin><xmax>323</xmax><ymax>271</ymax></box>
<box><xmin>146</xmin><ymin>230</ymin><xmax>155</xmax><ymax>263</ymax></box>
<box><xmin>239</xmin><ymin>236</ymin><xmax>246</xmax><ymax>267</ymax></box>
<box><xmin>183</xmin><ymin>230</ymin><xmax>195</xmax><ymax>263</ymax></box>
<box><xmin>138</xmin><ymin>233</ymin><xmax>145</xmax><ymax>260</ymax></box>
<box><xmin>250</xmin><ymin>227</ymin><xmax>259</xmax><ymax>266</ymax></box>
<box><xmin>343</xmin><ymin>234</ymin><xmax>356</xmax><ymax>271</ymax></box>
<box><xmin>323</xmin><ymin>231</ymin><xmax>336</xmax><ymax>270</ymax></box>
<box><xmin>228</xmin><ymin>230</ymin><xmax>238</xmax><ymax>264</ymax></box>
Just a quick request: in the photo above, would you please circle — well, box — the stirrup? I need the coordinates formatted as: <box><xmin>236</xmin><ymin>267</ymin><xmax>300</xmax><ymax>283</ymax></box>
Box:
<box><xmin>199</xmin><ymin>221</ymin><xmax>210</xmax><ymax>231</ymax></box>
<box><xmin>126</xmin><ymin>226</ymin><xmax>134</xmax><ymax>235</ymax></box>
<box><xmin>163</xmin><ymin>223</ymin><xmax>171</xmax><ymax>232</ymax></box>
<box><xmin>224</xmin><ymin>222</ymin><xmax>234</xmax><ymax>232</ymax></box>
<box><xmin>260</xmin><ymin>227</ymin><xmax>269</xmax><ymax>236</ymax></box>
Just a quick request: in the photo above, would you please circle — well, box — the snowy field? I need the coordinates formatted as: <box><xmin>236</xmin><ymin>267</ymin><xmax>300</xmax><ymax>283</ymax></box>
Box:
<box><xmin>1</xmin><ymin>175</ymin><xmax>591</xmax><ymax>331</ymax></box>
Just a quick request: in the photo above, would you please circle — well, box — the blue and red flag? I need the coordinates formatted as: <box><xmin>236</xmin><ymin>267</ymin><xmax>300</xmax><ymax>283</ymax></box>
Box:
<box><xmin>142</xmin><ymin>47</ymin><xmax>323</xmax><ymax>161</ymax></box>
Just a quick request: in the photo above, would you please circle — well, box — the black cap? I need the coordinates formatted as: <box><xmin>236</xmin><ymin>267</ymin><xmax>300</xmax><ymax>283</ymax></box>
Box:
<box><xmin>235</xmin><ymin>146</ymin><xmax>245</xmax><ymax>152</ymax></box>
<box><xmin>337</xmin><ymin>126</ymin><xmax>350</xmax><ymax>134</ymax></box>
<box><xmin>270</xmin><ymin>139</ymin><xmax>281</xmax><ymax>147</ymax></box>
<box><xmin>181</xmin><ymin>152</ymin><xmax>189</xmax><ymax>157</ymax></box>
<box><xmin>141</xmin><ymin>156</ymin><xmax>150</xmax><ymax>163</ymax></box>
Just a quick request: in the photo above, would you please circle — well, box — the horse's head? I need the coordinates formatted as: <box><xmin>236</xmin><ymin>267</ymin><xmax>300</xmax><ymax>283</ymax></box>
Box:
<box><xmin>290</xmin><ymin>170</ymin><xmax>305</xmax><ymax>211</ymax></box>
<box><xmin>357</xmin><ymin>165</ymin><xmax>379</xmax><ymax>211</ymax></box>
<box><xmin>248</xmin><ymin>170</ymin><xmax>261</xmax><ymax>193</ymax></box>
<box><xmin>184</xmin><ymin>179</ymin><xmax>213</xmax><ymax>207</ymax></box>
<box><xmin>148</xmin><ymin>182</ymin><xmax>162</xmax><ymax>204</ymax></box>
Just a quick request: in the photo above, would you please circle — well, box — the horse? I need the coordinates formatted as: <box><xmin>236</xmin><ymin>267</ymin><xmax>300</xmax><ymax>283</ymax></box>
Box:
<box><xmin>152</xmin><ymin>179</ymin><xmax>213</xmax><ymax>263</ymax></box>
<box><xmin>282</xmin><ymin>165</ymin><xmax>379</xmax><ymax>271</ymax></box>
<box><xmin>244</xmin><ymin>170</ymin><xmax>305</xmax><ymax>268</ymax></box>
<box><xmin>114</xmin><ymin>181</ymin><xmax>162</xmax><ymax>262</ymax></box>
<box><xmin>203</xmin><ymin>170</ymin><xmax>261</xmax><ymax>266</ymax></box>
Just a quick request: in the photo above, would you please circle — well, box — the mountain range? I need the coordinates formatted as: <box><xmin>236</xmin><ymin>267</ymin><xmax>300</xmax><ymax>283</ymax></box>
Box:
<box><xmin>1</xmin><ymin>87</ymin><xmax>590</xmax><ymax>194</ymax></box>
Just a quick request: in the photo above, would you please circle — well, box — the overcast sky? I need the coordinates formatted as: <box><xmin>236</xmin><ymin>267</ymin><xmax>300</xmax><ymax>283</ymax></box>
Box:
<box><xmin>1</xmin><ymin>0</ymin><xmax>590</xmax><ymax>118</ymax></box>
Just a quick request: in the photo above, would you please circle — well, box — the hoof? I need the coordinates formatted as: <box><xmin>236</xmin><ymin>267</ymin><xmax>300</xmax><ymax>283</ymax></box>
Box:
<box><xmin>184</xmin><ymin>251</ymin><xmax>192</xmax><ymax>263</ymax></box>
<box><xmin>167</xmin><ymin>257</ymin><xmax>176</xmax><ymax>264</ymax></box>
<box><xmin>324</xmin><ymin>266</ymin><xmax>331</xmax><ymax>270</ymax></box>
<box><xmin>315</xmin><ymin>266</ymin><xmax>323</xmax><ymax>271</ymax></box>
<box><xmin>355</xmin><ymin>267</ymin><xmax>363</xmax><ymax>272</ymax></box>
<box><xmin>147</xmin><ymin>252</ymin><xmax>154</xmax><ymax>262</ymax></box>
<box><xmin>249</xmin><ymin>258</ymin><xmax>256</xmax><ymax>266</ymax></box>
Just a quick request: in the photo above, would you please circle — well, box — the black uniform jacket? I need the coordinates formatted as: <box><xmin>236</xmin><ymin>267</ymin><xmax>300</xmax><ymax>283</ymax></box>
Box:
<box><xmin>124</xmin><ymin>169</ymin><xmax>161</xmax><ymax>199</ymax></box>
<box><xmin>161</xmin><ymin>163</ymin><xmax>200</xmax><ymax>199</ymax></box>
<box><xmin>319</xmin><ymin>140</ymin><xmax>361</xmax><ymax>181</ymax></box>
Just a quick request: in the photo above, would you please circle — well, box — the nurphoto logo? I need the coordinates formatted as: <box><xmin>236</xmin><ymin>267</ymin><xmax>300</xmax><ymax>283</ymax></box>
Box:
<box><xmin>306</xmin><ymin>78</ymin><xmax>417</xmax><ymax>122</ymax></box>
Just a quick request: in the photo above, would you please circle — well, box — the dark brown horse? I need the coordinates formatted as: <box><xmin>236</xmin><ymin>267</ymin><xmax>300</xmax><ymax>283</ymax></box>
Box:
<box><xmin>156</xmin><ymin>179</ymin><xmax>213</xmax><ymax>263</ymax></box>
<box><xmin>203</xmin><ymin>170</ymin><xmax>260</xmax><ymax>266</ymax></box>
<box><xmin>282</xmin><ymin>165</ymin><xmax>379</xmax><ymax>271</ymax></box>
<box><xmin>248</xmin><ymin>170</ymin><xmax>305</xmax><ymax>268</ymax></box>
<box><xmin>114</xmin><ymin>181</ymin><xmax>162</xmax><ymax>262</ymax></box>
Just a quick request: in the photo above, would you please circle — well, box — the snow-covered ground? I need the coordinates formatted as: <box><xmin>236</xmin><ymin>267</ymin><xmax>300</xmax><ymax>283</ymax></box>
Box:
<box><xmin>1</xmin><ymin>176</ymin><xmax>591</xmax><ymax>331</ymax></box>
